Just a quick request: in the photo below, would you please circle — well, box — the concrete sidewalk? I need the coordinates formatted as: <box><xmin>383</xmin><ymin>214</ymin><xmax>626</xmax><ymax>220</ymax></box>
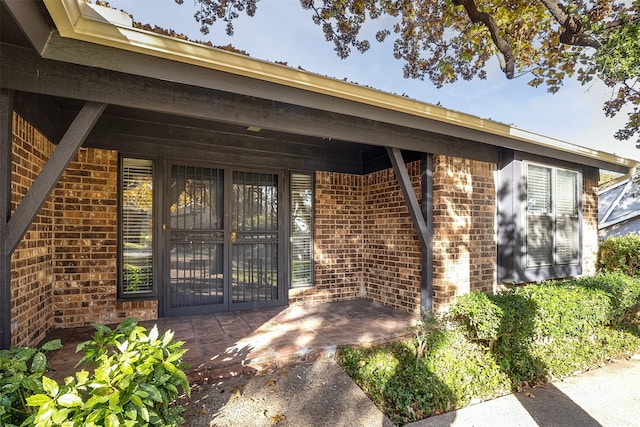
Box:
<box><xmin>408</xmin><ymin>355</ymin><xmax>640</xmax><ymax>427</ymax></box>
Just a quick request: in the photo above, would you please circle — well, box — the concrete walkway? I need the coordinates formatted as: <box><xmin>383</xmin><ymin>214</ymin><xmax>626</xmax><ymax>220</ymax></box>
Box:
<box><xmin>408</xmin><ymin>355</ymin><xmax>640</xmax><ymax>427</ymax></box>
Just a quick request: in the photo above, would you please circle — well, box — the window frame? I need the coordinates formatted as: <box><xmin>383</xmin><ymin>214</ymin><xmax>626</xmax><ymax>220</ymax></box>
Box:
<box><xmin>523</xmin><ymin>161</ymin><xmax>582</xmax><ymax>274</ymax></box>
<box><xmin>118</xmin><ymin>156</ymin><xmax>157</xmax><ymax>299</ymax></box>
<box><xmin>289</xmin><ymin>171</ymin><xmax>315</xmax><ymax>288</ymax></box>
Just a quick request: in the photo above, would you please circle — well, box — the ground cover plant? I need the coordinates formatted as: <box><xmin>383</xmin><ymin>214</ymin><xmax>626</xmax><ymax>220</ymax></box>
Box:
<box><xmin>338</xmin><ymin>272</ymin><xmax>640</xmax><ymax>425</ymax></box>
<box><xmin>0</xmin><ymin>318</ymin><xmax>190</xmax><ymax>427</ymax></box>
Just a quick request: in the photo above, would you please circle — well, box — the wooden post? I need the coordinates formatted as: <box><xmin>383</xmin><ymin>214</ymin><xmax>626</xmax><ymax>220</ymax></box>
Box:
<box><xmin>0</xmin><ymin>89</ymin><xmax>14</xmax><ymax>349</ymax></box>
<box><xmin>421</xmin><ymin>154</ymin><xmax>434</xmax><ymax>314</ymax></box>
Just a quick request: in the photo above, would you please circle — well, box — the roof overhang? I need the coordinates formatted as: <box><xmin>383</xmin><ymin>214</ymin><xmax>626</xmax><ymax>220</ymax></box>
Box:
<box><xmin>4</xmin><ymin>0</ymin><xmax>638</xmax><ymax>172</ymax></box>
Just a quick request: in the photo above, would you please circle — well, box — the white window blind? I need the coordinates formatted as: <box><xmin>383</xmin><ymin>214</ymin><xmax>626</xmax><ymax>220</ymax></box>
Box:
<box><xmin>291</xmin><ymin>172</ymin><xmax>313</xmax><ymax>287</ymax></box>
<box><xmin>526</xmin><ymin>164</ymin><xmax>580</xmax><ymax>268</ymax></box>
<box><xmin>121</xmin><ymin>158</ymin><xmax>154</xmax><ymax>295</ymax></box>
<box><xmin>556</xmin><ymin>170</ymin><xmax>579</xmax><ymax>264</ymax></box>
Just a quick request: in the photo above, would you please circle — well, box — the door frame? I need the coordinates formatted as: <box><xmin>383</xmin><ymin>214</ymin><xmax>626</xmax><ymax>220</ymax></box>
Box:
<box><xmin>161</xmin><ymin>160</ymin><xmax>286</xmax><ymax>316</ymax></box>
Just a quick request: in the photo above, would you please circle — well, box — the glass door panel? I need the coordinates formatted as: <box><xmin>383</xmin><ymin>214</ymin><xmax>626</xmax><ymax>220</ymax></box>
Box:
<box><xmin>230</xmin><ymin>171</ymin><xmax>280</xmax><ymax>306</ymax></box>
<box><xmin>166</xmin><ymin>165</ymin><xmax>225</xmax><ymax>315</ymax></box>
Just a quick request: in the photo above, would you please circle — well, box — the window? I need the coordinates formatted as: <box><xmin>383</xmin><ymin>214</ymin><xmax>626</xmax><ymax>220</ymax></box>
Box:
<box><xmin>290</xmin><ymin>172</ymin><xmax>314</xmax><ymax>287</ymax></box>
<box><xmin>525</xmin><ymin>163</ymin><xmax>579</xmax><ymax>268</ymax></box>
<box><xmin>120</xmin><ymin>158</ymin><xmax>154</xmax><ymax>296</ymax></box>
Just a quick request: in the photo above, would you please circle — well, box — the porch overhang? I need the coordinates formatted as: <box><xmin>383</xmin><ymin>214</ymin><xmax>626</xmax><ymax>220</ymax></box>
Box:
<box><xmin>3</xmin><ymin>0</ymin><xmax>636</xmax><ymax>173</ymax></box>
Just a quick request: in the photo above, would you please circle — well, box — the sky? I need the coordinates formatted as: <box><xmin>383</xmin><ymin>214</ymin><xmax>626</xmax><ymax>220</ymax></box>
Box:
<box><xmin>105</xmin><ymin>0</ymin><xmax>640</xmax><ymax>162</ymax></box>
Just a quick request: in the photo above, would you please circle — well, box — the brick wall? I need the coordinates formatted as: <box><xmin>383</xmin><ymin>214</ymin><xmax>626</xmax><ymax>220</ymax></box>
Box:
<box><xmin>10</xmin><ymin>113</ymin><xmax>56</xmax><ymax>346</ymax></box>
<box><xmin>290</xmin><ymin>163</ymin><xmax>424</xmax><ymax>314</ymax></box>
<box><xmin>51</xmin><ymin>148</ymin><xmax>158</xmax><ymax>328</ymax></box>
<box><xmin>10</xmin><ymin>113</ymin><xmax>157</xmax><ymax>346</ymax></box>
<box><xmin>363</xmin><ymin>162</ymin><xmax>422</xmax><ymax>314</ymax></box>
<box><xmin>289</xmin><ymin>172</ymin><xmax>364</xmax><ymax>304</ymax></box>
<box><xmin>582</xmin><ymin>178</ymin><xmax>599</xmax><ymax>276</ymax></box>
<box><xmin>432</xmin><ymin>155</ymin><xmax>497</xmax><ymax>309</ymax></box>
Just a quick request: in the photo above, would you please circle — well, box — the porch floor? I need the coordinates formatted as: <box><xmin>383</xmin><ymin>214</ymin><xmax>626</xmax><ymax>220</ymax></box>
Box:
<box><xmin>44</xmin><ymin>299</ymin><xmax>419</xmax><ymax>381</ymax></box>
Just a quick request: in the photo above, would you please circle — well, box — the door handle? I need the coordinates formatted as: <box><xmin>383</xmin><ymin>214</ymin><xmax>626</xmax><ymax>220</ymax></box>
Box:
<box><xmin>230</xmin><ymin>232</ymin><xmax>237</xmax><ymax>243</ymax></box>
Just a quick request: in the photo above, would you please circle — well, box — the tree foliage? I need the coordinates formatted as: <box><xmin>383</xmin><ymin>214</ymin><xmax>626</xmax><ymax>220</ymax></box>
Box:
<box><xmin>177</xmin><ymin>0</ymin><xmax>640</xmax><ymax>145</ymax></box>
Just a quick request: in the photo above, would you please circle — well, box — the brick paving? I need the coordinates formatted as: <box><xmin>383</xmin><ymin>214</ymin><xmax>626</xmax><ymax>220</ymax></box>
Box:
<box><xmin>43</xmin><ymin>299</ymin><xmax>418</xmax><ymax>382</ymax></box>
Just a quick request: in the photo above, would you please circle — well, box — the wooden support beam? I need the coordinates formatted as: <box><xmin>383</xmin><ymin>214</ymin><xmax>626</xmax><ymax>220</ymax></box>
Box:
<box><xmin>387</xmin><ymin>147</ymin><xmax>429</xmax><ymax>251</ymax></box>
<box><xmin>5</xmin><ymin>102</ymin><xmax>106</xmax><ymax>254</ymax></box>
<box><xmin>0</xmin><ymin>89</ymin><xmax>14</xmax><ymax>349</ymax></box>
<box><xmin>421</xmin><ymin>154</ymin><xmax>434</xmax><ymax>314</ymax></box>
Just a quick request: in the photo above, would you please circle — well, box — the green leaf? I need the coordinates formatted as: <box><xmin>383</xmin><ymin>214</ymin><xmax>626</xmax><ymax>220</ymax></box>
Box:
<box><xmin>52</xmin><ymin>407</ymin><xmax>72</xmax><ymax>424</ymax></box>
<box><xmin>86</xmin><ymin>408</ymin><xmax>106</xmax><ymax>423</ymax></box>
<box><xmin>161</xmin><ymin>330</ymin><xmax>175</xmax><ymax>346</ymax></box>
<box><xmin>105</xmin><ymin>412</ymin><xmax>121</xmax><ymax>427</ymax></box>
<box><xmin>134</xmin><ymin>389</ymin><xmax>149</xmax><ymax>399</ymax></box>
<box><xmin>139</xmin><ymin>405</ymin><xmax>150</xmax><ymax>422</ymax></box>
<box><xmin>130</xmin><ymin>394</ymin><xmax>143</xmax><ymax>407</ymax></box>
<box><xmin>41</xmin><ymin>339</ymin><xmax>63</xmax><ymax>352</ymax></box>
<box><xmin>93</xmin><ymin>323</ymin><xmax>113</xmax><ymax>336</ymax></box>
<box><xmin>32</xmin><ymin>352</ymin><xmax>47</xmax><ymax>373</ymax></box>
<box><xmin>15</xmin><ymin>347</ymin><xmax>36</xmax><ymax>361</ymax></box>
<box><xmin>42</xmin><ymin>376</ymin><xmax>59</xmax><ymax>397</ymax></box>
<box><xmin>139</xmin><ymin>384</ymin><xmax>162</xmax><ymax>402</ymax></box>
<box><xmin>58</xmin><ymin>393</ymin><xmax>83</xmax><ymax>407</ymax></box>
<box><xmin>26</xmin><ymin>393</ymin><xmax>52</xmax><ymax>407</ymax></box>
<box><xmin>76</xmin><ymin>370</ymin><xmax>90</xmax><ymax>385</ymax></box>
<box><xmin>109</xmin><ymin>390</ymin><xmax>121</xmax><ymax>410</ymax></box>
<box><xmin>124</xmin><ymin>405</ymin><xmax>138</xmax><ymax>420</ymax></box>
<box><xmin>85</xmin><ymin>393</ymin><xmax>111</xmax><ymax>408</ymax></box>
<box><xmin>21</xmin><ymin>375</ymin><xmax>42</xmax><ymax>392</ymax></box>
<box><xmin>165</xmin><ymin>351</ymin><xmax>184</xmax><ymax>363</ymax></box>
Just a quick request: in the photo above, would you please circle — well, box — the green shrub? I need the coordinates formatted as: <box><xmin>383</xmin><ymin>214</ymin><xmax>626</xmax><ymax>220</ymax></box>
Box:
<box><xmin>509</xmin><ymin>282</ymin><xmax>611</xmax><ymax>339</ymax></box>
<box><xmin>599</xmin><ymin>233</ymin><xmax>640</xmax><ymax>276</ymax></box>
<box><xmin>340</xmin><ymin>274</ymin><xmax>640</xmax><ymax>424</ymax></box>
<box><xmin>339</xmin><ymin>325</ymin><xmax>510</xmax><ymax>425</ymax></box>
<box><xmin>450</xmin><ymin>292</ymin><xmax>502</xmax><ymax>344</ymax></box>
<box><xmin>571</xmin><ymin>273</ymin><xmax>640</xmax><ymax>324</ymax></box>
<box><xmin>6</xmin><ymin>318</ymin><xmax>190</xmax><ymax>427</ymax></box>
<box><xmin>0</xmin><ymin>339</ymin><xmax>62</xmax><ymax>426</ymax></box>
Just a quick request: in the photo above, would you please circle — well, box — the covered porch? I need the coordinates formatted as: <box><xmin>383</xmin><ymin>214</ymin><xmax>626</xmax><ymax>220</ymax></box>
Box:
<box><xmin>43</xmin><ymin>299</ymin><xmax>418</xmax><ymax>380</ymax></box>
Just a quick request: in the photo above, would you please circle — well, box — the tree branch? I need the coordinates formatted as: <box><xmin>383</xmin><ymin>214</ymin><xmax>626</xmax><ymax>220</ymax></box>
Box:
<box><xmin>452</xmin><ymin>0</ymin><xmax>515</xmax><ymax>79</ymax></box>
<box><xmin>539</xmin><ymin>0</ymin><xmax>600</xmax><ymax>48</ymax></box>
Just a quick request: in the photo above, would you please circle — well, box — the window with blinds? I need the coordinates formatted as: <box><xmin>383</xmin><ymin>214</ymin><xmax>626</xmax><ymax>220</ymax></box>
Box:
<box><xmin>525</xmin><ymin>163</ymin><xmax>579</xmax><ymax>268</ymax></box>
<box><xmin>290</xmin><ymin>172</ymin><xmax>314</xmax><ymax>287</ymax></box>
<box><xmin>121</xmin><ymin>158</ymin><xmax>154</xmax><ymax>296</ymax></box>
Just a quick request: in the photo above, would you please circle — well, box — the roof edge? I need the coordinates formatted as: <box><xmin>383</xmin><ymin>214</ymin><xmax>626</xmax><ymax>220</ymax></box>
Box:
<box><xmin>42</xmin><ymin>0</ymin><xmax>637</xmax><ymax>170</ymax></box>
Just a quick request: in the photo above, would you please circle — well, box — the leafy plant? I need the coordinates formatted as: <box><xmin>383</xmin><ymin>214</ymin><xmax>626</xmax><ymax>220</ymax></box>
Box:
<box><xmin>24</xmin><ymin>318</ymin><xmax>190</xmax><ymax>426</ymax></box>
<box><xmin>413</xmin><ymin>313</ymin><xmax>448</xmax><ymax>365</ymax></box>
<box><xmin>599</xmin><ymin>233</ymin><xmax>640</xmax><ymax>276</ymax></box>
<box><xmin>450</xmin><ymin>291</ymin><xmax>502</xmax><ymax>348</ymax></box>
<box><xmin>0</xmin><ymin>339</ymin><xmax>62</xmax><ymax>426</ymax></box>
<box><xmin>340</xmin><ymin>273</ymin><xmax>640</xmax><ymax>423</ymax></box>
<box><xmin>339</xmin><ymin>326</ymin><xmax>510</xmax><ymax>425</ymax></box>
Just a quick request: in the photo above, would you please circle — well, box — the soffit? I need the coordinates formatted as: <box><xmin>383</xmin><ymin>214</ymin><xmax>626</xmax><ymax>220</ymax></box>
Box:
<box><xmin>3</xmin><ymin>0</ymin><xmax>637</xmax><ymax>172</ymax></box>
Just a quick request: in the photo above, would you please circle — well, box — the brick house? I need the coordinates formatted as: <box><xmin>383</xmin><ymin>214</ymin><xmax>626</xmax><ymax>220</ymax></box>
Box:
<box><xmin>1</xmin><ymin>0</ymin><xmax>636</xmax><ymax>348</ymax></box>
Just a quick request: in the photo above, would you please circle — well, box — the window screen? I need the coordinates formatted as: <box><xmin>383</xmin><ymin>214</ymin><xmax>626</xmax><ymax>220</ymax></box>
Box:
<box><xmin>290</xmin><ymin>172</ymin><xmax>314</xmax><ymax>287</ymax></box>
<box><xmin>121</xmin><ymin>158</ymin><xmax>154</xmax><ymax>295</ymax></box>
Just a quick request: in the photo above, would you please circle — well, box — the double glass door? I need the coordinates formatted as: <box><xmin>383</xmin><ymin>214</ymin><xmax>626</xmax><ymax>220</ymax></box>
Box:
<box><xmin>165</xmin><ymin>164</ymin><xmax>282</xmax><ymax>316</ymax></box>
